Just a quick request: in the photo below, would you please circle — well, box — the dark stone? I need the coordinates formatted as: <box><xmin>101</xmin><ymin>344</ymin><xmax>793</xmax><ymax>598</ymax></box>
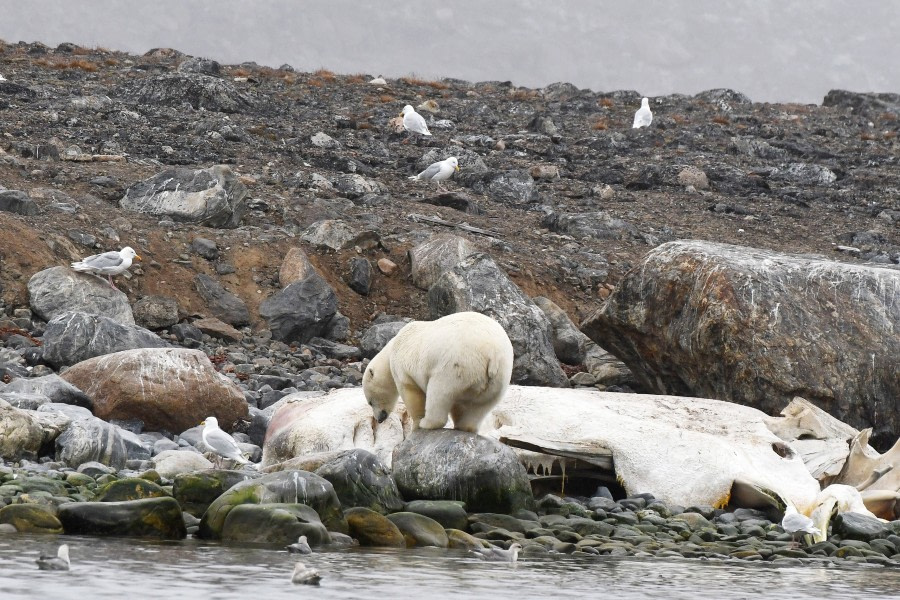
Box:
<box><xmin>404</xmin><ymin>499</ymin><xmax>468</xmax><ymax>531</ymax></box>
<box><xmin>834</xmin><ymin>512</ymin><xmax>889</xmax><ymax>542</ymax></box>
<box><xmin>28</xmin><ymin>266</ymin><xmax>134</xmax><ymax>325</ymax></box>
<box><xmin>42</xmin><ymin>311</ymin><xmax>168</xmax><ymax>368</ymax></box>
<box><xmin>0</xmin><ymin>190</ymin><xmax>39</xmax><ymax>216</ymax></box>
<box><xmin>346</xmin><ymin>257</ymin><xmax>372</xmax><ymax>295</ymax></box>
<box><xmin>358</xmin><ymin>320</ymin><xmax>409</xmax><ymax>359</ymax></box>
<box><xmin>0</xmin><ymin>504</ymin><xmax>63</xmax><ymax>533</ymax></box>
<box><xmin>133</xmin><ymin>295</ymin><xmax>179</xmax><ymax>330</ymax></box>
<box><xmin>194</xmin><ymin>274</ymin><xmax>250</xmax><ymax>327</ymax></box>
<box><xmin>171</xmin><ymin>322</ymin><xmax>202</xmax><ymax>343</ymax></box>
<box><xmin>259</xmin><ymin>273</ymin><xmax>338</xmax><ymax>344</ymax></box>
<box><xmin>55</xmin><ymin>416</ymin><xmax>128</xmax><ymax>470</ymax></box>
<box><xmin>93</xmin><ymin>478</ymin><xmax>168</xmax><ymax>502</ymax></box>
<box><xmin>57</xmin><ymin>497</ymin><xmax>187</xmax><ymax>539</ymax></box>
<box><xmin>115</xmin><ymin>73</ymin><xmax>257</xmax><ymax>113</ymax></box>
<box><xmin>191</xmin><ymin>237</ymin><xmax>219</xmax><ymax>260</ymax></box>
<box><xmin>220</xmin><ymin>503</ymin><xmax>330</xmax><ymax>546</ymax></box>
<box><xmin>173</xmin><ymin>469</ymin><xmax>259</xmax><ymax>517</ymax></box>
<box><xmin>313</xmin><ymin>449</ymin><xmax>404</xmax><ymax>514</ymax></box>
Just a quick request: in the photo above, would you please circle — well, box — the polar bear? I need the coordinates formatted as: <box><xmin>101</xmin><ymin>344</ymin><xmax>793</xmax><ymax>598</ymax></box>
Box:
<box><xmin>363</xmin><ymin>311</ymin><xmax>514</xmax><ymax>433</ymax></box>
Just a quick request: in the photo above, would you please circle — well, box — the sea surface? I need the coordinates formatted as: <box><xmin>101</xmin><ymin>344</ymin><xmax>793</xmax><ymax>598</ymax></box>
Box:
<box><xmin>2</xmin><ymin>534</ymin><xmax>900</xmax><ymax>600</ymax></box>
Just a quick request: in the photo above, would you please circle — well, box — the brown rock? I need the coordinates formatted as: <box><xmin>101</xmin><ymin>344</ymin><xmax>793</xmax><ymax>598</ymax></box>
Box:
<box><xmin>61</xmin><ymin>348</ymin><xmax>247</xmax><ymax>433</ymax></box>
<box><xmin>279</xmin><ymin>247</ymin><xmax>317</xmax><ymax>287</ymax></box>
<box><xmin>0</xmin><ymin>399</ymin><xmax>44</xmax><ymax>460</ymax></box>
<box><xmin>344</xmin><ymin>507</ymin><xmax>406</xmax><ymax>547</ymax></box>
<box><xmin>193</xmin><ymin>317</ymin><xmax>243</xmax><ymax>342</ymax></box>
<box><xmin>677</xmin><ymin>166</ymin><xmax>710</xmax><ymax>190</ymax></box>
<box><xmin>377</xmin><ymin>258</ymin><xmax>397</xmax><ymax>275</ymax></box>
<box><xmin>529</xmin><ymin>165</ymin><xmax>559</xmax><ymax>180</ymax></box>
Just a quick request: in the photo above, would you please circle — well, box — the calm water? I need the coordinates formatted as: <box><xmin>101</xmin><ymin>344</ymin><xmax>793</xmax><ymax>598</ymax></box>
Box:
<box><xmin>2</xmin><ymin>535</ymin><xmax>899</xmax><ymax>600</ymax></box>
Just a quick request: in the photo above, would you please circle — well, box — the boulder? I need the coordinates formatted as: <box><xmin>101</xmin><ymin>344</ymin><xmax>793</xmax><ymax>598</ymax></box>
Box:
<box><xmin>427</xmin><ymin>253</ymin><xmax>568</xmax><ymax>387</ymax></box>
<box><xmin>28</xmin><ymin>266</ymin><xmax>134</xmax><ymax>325</ymax></box>
<box><xmin>823</xmin><ymin>90</ymin><xmax>900</xmax><ymax>120</ymax></box>
<box><xmin>446</xmin><ymin>528</ymin><xmax>488</xmax><ymax>551</ymax></box>
<box><xmin>0</xmin><ymin>189</ymin><xmax>40</xmax><ymax>216</ymax></box>
<box><xmin>581</xmin><ymin>240</ymin><xmax>900</xmax><ymax>449</ymax></box>
<box><xmin>55</xmin><ymin>416</ymin><xmax>128</xmax><ymax>469</ymax></box>
<box><xmin>279</xmin><ymin>247</ymin><xmax>317</xmax><ymax>287</ymax></box>
<box><xmin>119</xmin><ymin>165</ymin><xmax>248</xmax><ymax>228</ymax></box>
<box><xmin>358</xmin><ymin>320</ymin><xmax>410</xmax><ymax>359</ymax></box>
<box><xmin>0</xmin><ymin>391</ymin><xmax>51</xmax><ymax>410</ymax></box>
<box><xmin>173</xmin><ymin>470</ymin><xmax>259</xmax><ymax>517</ymax></box>
<box><xmin>301</xmin><ymin>219</ymin><xmax>357</xmax><ymax>251</ymax></box>
<box><xmin>93</xmin><ymin>478</ymin><xmax>169</xmax><ymax>502</ymax></box>
<box><xmin>404</xmin><ymin>499</ymin><xmax>469</xmax><ymax>531</ymax></box>
<box><xmin>133</xmin><ymin>295</ymin><xmax>179</xmax><ymax>330</ymax></box>
<box><xmin>313</xmin><ymin>449</ymin><xmax>404</xmax><ymax>514</ymax></box>
<box><xmin>193</xmin><ymin>274</ymin><xmax>250</xmax><ymax>326</ymax></box>
<box><xmin>116</xmin><ymin>72</ymin><xmax>256</xmax><ymax>113</ymax></box>
<box><xmin>0</xmin><ymin>398</ymin><xmax>48</xmax><ymax>460</ymax></box>
<box><xmin>344</xmin><ymin>507</ymin><xmax>406</xmax><ymax>547</ymax></box>
<box><xmin>151</xmin><ymin>449</ymin><xmax>214</xmax><ymax>479</ymax></box>
<box><xmin>198</xmin><ymin>470</ymin><xmax>346</xmax><ymax>539</ymax></box>
<box><xmin>833</xmin><ymin>511</ymin><xmax>889</xmax><ymax>542</ymax></box>
<box><xmin>220</xmin><ymin>503</ymin><xmax>331</xmax><ymax>545</ymax></box>
<box><xmin>461</xmin><ymin>169</ymin><xmax>537</xmax><ymax>205</ymax></box>
<box><xmin>60</xmin><ymin>348</ymin><xmax>248</xmax><ymax>434</ymax></box>
<box><xmin>386</xmin><ymin>512</ymin><xmax>450</xmax><ymax>548</ymax></box>
<box><xmin>57</xmin><ymin>497</ymin><xmax>187</xmax><ymax>538</ymax></box>
<box><xmin>259</xmin><ymin>272</ymin><xmax>338</xmax><ymax>344</ymax></box>
<box><xmin>346</xmin><ymin>257</ymin><xmax>372</xmax><ymax>295</ymax></box>
<box><xmin>391</xmin><ymin>429</ymin><xmax>534</xmax><ymax>514</ymax></box>
<box><xmin>2</xmin><ymin>374</ymin><xmax>91</xmax><ymax>409</ymax></box>
<box><xmin>192</xmin><ymin>317</ymin><xmax>243</xmax><ymax>342</ymax></box>
<box><xmin>408</xmin><ymin>234</ymin><xmax>477</xmax><ymax>290</ymax></box>
<box><xmin>542</xmin><ymin>211</ymin><xmax>639</xmax><ymax>241</ymax></box>
<box><xmin>0</xmin><ymin>504</ymin><xmax>63</xmax><ymax>533</ymax></box>
<box><xmin>42</xmin><ymin>311</ymin><xmax>169</xmax><ymax>368</ymax></box>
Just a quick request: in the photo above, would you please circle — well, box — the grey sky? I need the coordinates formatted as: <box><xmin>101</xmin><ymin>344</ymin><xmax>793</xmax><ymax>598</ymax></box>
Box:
<box><xmin>1</xmin><ymin>0</ymin><xmax>897</xmax><ymax>103</ymax></box>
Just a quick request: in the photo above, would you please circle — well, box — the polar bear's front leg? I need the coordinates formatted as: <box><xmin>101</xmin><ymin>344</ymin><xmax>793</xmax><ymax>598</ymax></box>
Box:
<box><xmin>418</xmin><ymin>384</ymin><xmax>452</xmax><ymax>430</ymax></box>
<box><xmin>400</xmin><ymin>384</ymin><xmax>426</xmax><ymax>430</ymax></box>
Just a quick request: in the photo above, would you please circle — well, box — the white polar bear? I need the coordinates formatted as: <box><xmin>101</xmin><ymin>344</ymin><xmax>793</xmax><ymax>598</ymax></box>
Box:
<box><xmin>363</xmin><ymin>311</ymin><xmax>514</xmax><ymax>433</ymax></box>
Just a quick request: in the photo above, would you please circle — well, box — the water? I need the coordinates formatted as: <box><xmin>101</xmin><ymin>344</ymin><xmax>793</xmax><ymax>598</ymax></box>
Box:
<box><xmin>2</xmin><ymin>535</ymin><xmax>900</xmax><ymax>600</ymax></box>
<box><xmin>0</xmin><ymin>0</ymin><xmax>898</xmax><ymax>103</ymax></box>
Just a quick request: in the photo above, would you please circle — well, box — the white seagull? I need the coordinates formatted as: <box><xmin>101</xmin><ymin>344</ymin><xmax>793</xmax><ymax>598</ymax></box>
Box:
<box><xmin>632</xmin><ymin>97</ymin><xmax>653</xmax><ymax>129</ymax></box>
<box><xmin>781</xmin><ymin>504</ymin><xmax>821</xmax><ymax>548</ymax></box>
<box><xmin>470</xmin><ymin>542</ymin><xmax>522</xmax><ymax>563</ymax></box>
<box><xmin>36</xmin><ymin>544</ymin><xmax>70</xmax><ymax>571</ymax></box>
<box><xmin>70</xmin><ymin>246</ymin><xmax>141</xmax><ymax>291</ymax></box>
<box><xmin>201</xmin><ymin>416</ymin><xmax>251</xmax><ymax>465</ymax></box>
<box><xmin>0</xmin><ymin>74</ymin><xmax>6</xmax><ymax>82</ymax></box>
<box><xmin>408</xmin><ymin>156</ymin><xmax>459</xmax><ymax>191</ymax></box>
<box><xmin>291</xmin><ymin>561</ymin><xmax>322</xmax><ymax>585</ymax></box>
<box><xmin>287</xmin><ymin>535</ymin><xmax>313</xmax><ymax>554</ymax></box>
<box><xmin>401</xmin><ymin>104</ymin><xmax>432</xmax><ymax>139</ymax></box>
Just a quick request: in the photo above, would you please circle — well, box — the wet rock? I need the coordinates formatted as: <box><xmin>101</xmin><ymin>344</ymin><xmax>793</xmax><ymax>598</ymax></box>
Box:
<box><xmin>408</xmin><ymin>234</ymin><xmax>478</xmax><ymax>291</ymax></box>
<box><xmin>392</xmin><ymin>429</ymin><xmax>533</xmax><ymax>514</ymax></box>
<box><xmin>359</xmin><ymin>320</ymin><xmax>410</xmax><ymax>359</ymax></box>
<box><xmin>28</xmin><ymin>266</ymin><xmax>135</xmax><ymax>325</ymax></box>
<box><xmin>93</xmin><ymin>478</ymin><xmax>168</xmax><ymax>502</ymax></box>
<box><xmin>151</xmin><ymin>449</ymin><xmax>214</xmax><ymax>479</ymax></box>
<box><xmin>198</xmin><ymin>470</ymin><xmax>346</xmax><ymax>539</ymax></box>
<box><xmin>132</xmin><ymin>295</ymin><xmax>179</xmax><ymax>330</ymax></box>
<box><xmin>194</xmin><ymin>274</ymin><xmax>250</xmax><ymax>326</ymax></box>
<box><xmin>0</xmin><ymin>190</ymin><xmax>40</xmax><ymax>216</ymax></box>
<box><xmin>173</xmin><ymin>469</ymin><xmax>259</xmax><ymax>517</ymax></box>
<box><xmin>221</xmin><ymin>503</ymin><xmax>331</xmax><ymax>546</ymax></box>
<box><xmin>259</xmin><ymin>271</ymin><xmax>338</xmax><ymax>344</ymax></box>
<box><xmin>404</xmin><ymin>499</ymin><xmax>468</xmax><ymax>531</ymax></box>
<box><xmin>55</xmin><ymin>416</ymin><xmax>128</xmax><ymax>470</ymax></box>
<box><xmin>447</xmin><ymin>528</ymin><xmax>489</xmax><ymax>551</ymax></box>
<box><xmin>345</xmin><ymin>257</ymin><xmax>372</xmax><ymax>295</ymax></box>
<box><xmin>116</xmin><ymin>72</ymin><xmax>256</xmax><ymax>113</ymax></box>
<box><xmin>387</xmin><ymin>512</ymin><xmax>450</xmax><ymax>548</ymax></box>
<box><xmin>582</xmin><ymin>240</ymin><xmax>900</xmax><ymax>449</ymax></box>
<box><xmin>120</xmin><ymin>165</ymin><xmax>248</xmax><ymax>228</ymax></box>
<box><xmin>42</xmin><ymin>311</ymin><xmax>169</xmax><ymax>368</ymax></box>
<box><xmin>0</xmin><ymin>399</ymin><xmax>44</xmax><ymax>460</ymax></box>
<box><xmin>57</xmin><ymin>497</ymin><xmax>187</xmax><ymax>539</ymax></box>
<box><xmin>834</xmin><ymin>512</ymin><xmax>889</xmax><ymax>542</ymax></box>
<box><xmin>60</xmin><ymin>348</ymin><xmax>248</xmax><ymax>434</ymax></box>
<box><xmin>313</xmin><ymin>449</ymin><xmax>404</xmax><ymax>514</ymax></box>
<box><xmin>344</xmin><ymin>506</ymin><xmax>406</xmax><ymax>547</ymax></box>
<box><xmin>0</xmin><ymin>504</ymin><xmax>63</xmax><ymax>533</ymax></box>
<box><xmin>428</xmin><ymin>253</ymin><xmax>568</xmax><ymax>387</ymax></box>
<box><xmin>2</xmin><ymin>374</ymin><xmax>91</xmax><ymax>409</ymax></box>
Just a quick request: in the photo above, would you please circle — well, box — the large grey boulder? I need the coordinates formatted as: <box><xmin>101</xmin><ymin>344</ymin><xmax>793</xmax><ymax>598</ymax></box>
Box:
<box><xmin>460</xmin><ymin>169</ymin><xmax>537</xmax><ymax>205</ymax></box>
<box><xmin>42</xmin><ymin>311</ymin><xmax>169</xmax><ymax>368</ymax></box>
<box><xmin>57</xmin><ymin>497</ymin><xmax>186</xmax><ymax>539</ymax></box>
<box><xmin>194</xmin><ymin>274</ymin><xmax>250</xmax><ymax>326</ymax></box>
<box><xmin>120</xmin><ymin>165</ymin><xmax>248</xmax><ymax>228</ymax></box>
<box><xmin>259</xmin><ymin>271</ymin><xmax>339</xmax><ymax>344</ymax></box>
<box><xmin>55</xmin><ymin>416</ymin><xmax>128</xmax><ymax>470</ymax></box>
<box><xmin>115</xmin><ymin>72</ymin><xmax>256</xmax><ymax>113</ymax></box>
<box><xmin>408</xmin><ymin>234</ymin><xmax>478</xmax><ymax>291</ymax></box>
<box><xmin>392</xmin><ymin>430</ymin><xmax>533</xmax><ymax>514</ymax></box>
<box><xmin>582</xmin><ymin>240</ymin><xmax>900</xmax><ymax>449</ymax></box>
<box><xmin>0</xmin><ymin>189</ymin><xmax>39</xmax><ymax>216</ymax></box>
<box><xmin>2</xmin><ymin>374</ymin><xmax>91</xmax><ymax>409</ymax></box>
<box><xmin>427</xmin><ymin>253</ymin><xmax>568</xmax><ymax>387</ymax></box>
<box><xmin>0</xmin><ymin>398</ymin><xmax>44</xmax><ymax>460</ymax></box>
<box><xmin>313</xmin><ymin>449</ymin><xmax>405</xmax><ymax>514</ymax></box>
<box><xmin>542</xmin><ymin>211</ymin><xmax>639</xmax><ymax>241</ymax></box>
<box><xmin>358</xmin><ymin>320</ymin><xmax>411</xmax><ymax>359</ymax></box>
<box><xmin>28</xmin><ymin>266</ymin><xmax>134</xmax><ymax>325</ymax></box>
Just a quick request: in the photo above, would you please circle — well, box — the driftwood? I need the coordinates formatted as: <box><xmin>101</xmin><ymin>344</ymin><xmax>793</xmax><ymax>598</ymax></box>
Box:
<box><xmin>407</xmin><ymin>213</ymin><xmax>500</xmax><ymax>237</ymax></box>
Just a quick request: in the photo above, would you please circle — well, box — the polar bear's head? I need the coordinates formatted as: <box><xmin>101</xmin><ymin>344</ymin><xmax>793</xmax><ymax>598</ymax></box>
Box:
<box><xmin>363</xmin><ymin>350</ymin><xmax>398</xmax><ymax>423</ymax></box>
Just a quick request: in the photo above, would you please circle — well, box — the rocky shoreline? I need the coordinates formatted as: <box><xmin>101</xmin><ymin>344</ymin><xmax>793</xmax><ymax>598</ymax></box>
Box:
<box><xmin>1</xmin><ymin>40</ymin><xmax>899</xmax><ymax>567</ymax></box>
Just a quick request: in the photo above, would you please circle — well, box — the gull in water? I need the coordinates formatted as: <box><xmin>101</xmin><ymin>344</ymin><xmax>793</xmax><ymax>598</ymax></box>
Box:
<box><xmin>781</xmin><ymin>504</ymin><xmax>821</xmax><ymax>548</ymax></box>
<box><xmin>291</xmin><ymin>561</ymin><xmax>322</xmax><ymax>585</ymax></box>
<box><xmin>287</xmin><ymin>535</ymin><xmax>313</xmax><ymax>554</ymax></box>
<box><xmin>36</xmin><ymin>544</ymin><xmax>70</xmax><ymax>571</ymax></box>
<box><xmin>201</xmin><ymin>416</ymin><xmax>251</xmax><ymax>465</ymax></box>
<box><xmin>70</xmin><ymin>246</ymin><xmax>141</xmax><ymax>291</ymax></box>
<box><xmin>632</xmin><ymin>97</ymin><xmax>653</xmax><ymax>129</ymax></box>
<box><xmin>401</xmin><ymin>104</ymin><xmax>432</xmax><ymax>141</ymax></box>
<box><xmin>0</xmin><ymin>74</ymin><xmax>6</xmax><ymax>82</ymax></box>
<box><xmin>408</xmin><ymin>156</ymin><xmax>459</xmax><ymax>191</ymax></box>
<box><xmin>470</xmin><ymin>542</ymin><xmax>522</xmax><ymax>563</ymax></box>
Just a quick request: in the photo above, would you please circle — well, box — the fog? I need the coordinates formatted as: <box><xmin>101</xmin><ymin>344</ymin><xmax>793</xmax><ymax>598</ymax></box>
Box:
<box><xmin>1</xmin><ymin>0</ymin><xmax>897</xmax><ymax>103</ymax></box>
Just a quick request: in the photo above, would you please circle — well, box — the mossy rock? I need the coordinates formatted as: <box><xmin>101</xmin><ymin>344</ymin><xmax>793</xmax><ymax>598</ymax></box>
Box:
<box><xmin>0</xmin><ymin>503</ymin><xmax>63</xmax><ymax>533</ymax></box>
<box><xmin>198</xmin><ymin>470</ymin><xmax>346</xmax><ymax>539</ymax></box>
<box><xmin>173</xmin><ymin>469</ymin><xmax>258</xmax><ymax>517</ymax></box>
<box><xmin>93</xmin><ymin>478</ymin><xmax>168</xmax><ymax>502</ymax></box>
<box><xmin>446</xmin><ymin>528</ymin><xmax>489</xmax><ymax>551</ymax></box>
<box><xmin>57</xmin><ymin>497</ymin><xmax>186</xmax><ymax>539</ymax></box>
<box><xmin>404</xmin><ymin>500</ymin><xmax>468</xmax><ymax>531</ymax></box>
<box><xmin>221</xmin><ymin>503</ymin><xmax>331</xmax><ymax>546</ymax></box>
<box><xmin>18</xmin><ymin>476</ymin><xmax>69</xmax><ymax>496</ymax></box>
<box><xmin>345</xmin><ymin>507</ymin><xmax>406</xmax><ymax>547</ymax></box>
<box><xmin>314</xmin><ymin>449</ymin><xmax>404</xmax><ymax>514</ymax></box>
<box><xmin>386</xmin><ymin>511</ymin><xmax>449</xmax><ymax>548</ymax></box>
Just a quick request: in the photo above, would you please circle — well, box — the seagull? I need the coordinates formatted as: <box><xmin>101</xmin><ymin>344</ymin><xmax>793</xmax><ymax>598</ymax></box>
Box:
<box><xmin>287</xmin><ymin>535</ymin><xmax>313</xmax><ymax>554</ymax></box>
<box><xmin>291</xmin><ymin>562</ymin><xmax>322</xmax><ymax>585</ymax></box>
<box><xmin>781</xmin><ymin>504</ymin><xmax>821</xmax><ymax>548</ymax></box>
<box><xmin>632</xmin><ymin>97</ymin><xmax>653</xmax><ymax>129</ymax></box>
<box><xmin>408</xmin><ymin>156</ymin><xmax>459</xmax><ymax>191</ymax></box>
<box><xmin>470</xmin><ymin>542</ymin><xmax>522</xmax><ymax>563</ymax></box>
<box><xmin>36</xmin><ymin>544</ymin><xmax>70</xmax><ymax>571</ymax></box>
<box><xmin>0</xmin><ymin>74</ymin><xmax>6</xmax><ymax>82</ymax></box>
<box><xmin>70</xmin><ymin>246</ymin><xmax>141</xmax><ymax>291</ymax></box>
<box><xmin>201</xmin><ymin>416</ymin><xmax>251</xmax><ymax>465</ymax></box>
<box><xmin>401</xmin><ymin>104</ymin><xmax>432</xmax><ymax>141</ymax></box>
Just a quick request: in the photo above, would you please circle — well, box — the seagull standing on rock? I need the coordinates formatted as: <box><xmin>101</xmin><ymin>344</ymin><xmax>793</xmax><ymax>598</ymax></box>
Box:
<box><xmin>632</xmin><ymin>97</ymin><xmax>653</xmax><ymax>128</ymax></box>
<box><xmin>201</xmin><ymin>416</ymin><xmax>251</xmax><ymax>466</ymax></box>
<box><xmin>36</xmin><ymin>544</ymin><xmax>70</xmax><ymax>571</ymax></box>
<box><xmin>408</xmin><ymin>156</ymin><xmax>459</xmax><ymax>191</ymax></box>
<box><xmin>401</xmin><ymin>104</ymin><xmax>432</xmax><ymax>141</ymax></box>
<box><xmin>70</xmin><ymin>246</ymin><xmax>141</xmax><ymax>291</ymax></box>
<box><xmin>781</xmin><ymin>504</ymin><xmax>821</xmax><ymax>548</ymax></box>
